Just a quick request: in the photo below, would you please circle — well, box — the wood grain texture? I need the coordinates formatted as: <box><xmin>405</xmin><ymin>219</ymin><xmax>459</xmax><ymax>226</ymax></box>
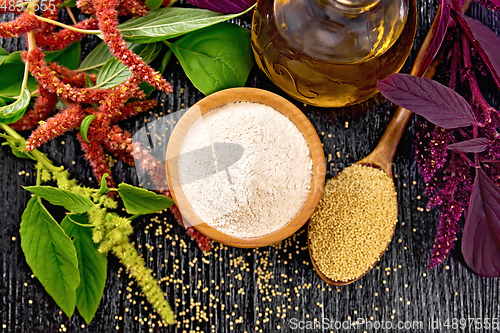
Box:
<box><xmin>1</xmin><ymin>1</ymin><xmax>500</xmax><ymax>332</ymax></box>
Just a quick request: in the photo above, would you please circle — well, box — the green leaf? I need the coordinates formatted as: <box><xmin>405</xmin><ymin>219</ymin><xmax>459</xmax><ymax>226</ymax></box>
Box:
<box><xmin>0</xmin><ymin>46</ymin><xmax>8</xmax><ymax>66</ymax></box>
<box><xmin>167</xmin><ymin>22</ymin><xmax>254</xmax><ymax>95</ymax></box>
<box><xmin>117</xmin><ymin>183</ymin><xmax>174</xmax><ymax>214</ymax></box>
<box><xmin>79</xmin><ymin>42</ymin><xmax>140</xmax><ymax>75</ymax></box>
<box><xmin>79</xmin><ymin>43</ymin><xmax>115</xmax><ymax>75</ymax></box>
<box><xmin>80</xmin><ymin>115</ymin><xmax>96</xmax><ymax>143</ymax></box>
<box><xmin>0</xmin><ymin>52</ymin><xmax>38</xmax><ymax>96</ymax></box>
<box><xmin>61</xmin><ymin>214</ymin><xmax>107</xmax><ymax>324</ymax></box>
<box><xmin>95</xmin><ymin>43</ymin><xmax>162</xmax><ymax>89</ymax></box>
<box><xmin>24</xmin><ymin>186</ymin><xmax>93</xmax><ymax>213</ymax></box>
<box><xmin>145</xmin><ymin>0</ymin><xmax>162</xmax><ymax>11</ymax></box>
<box><xmin>61</xmin><ymin>0</ymin><xmax>76</xmax><ymax>7</ymax></box>
<box><xmin>3</xmin><ymin>140</ymin><xmax>31</xmax><ymax>159</ymax></box>
<box><xmin>0</xmin><ymin>97</ymin><xmax>5</xmax><ymax>107</ymax></box>
<box><xmin>99</xmin><ymin>173</ymin><xmax>110</xmax><ymax>194</ymax></box>
<box><xmin>85</xmin><ymin>74</ymin><xmax>94</xmax><ymax>88</ymax></box>
<box><xmin>117</xmin><ymin>5</ymin><xmax>255</xmax><ymax>43</ymax></box>
<box><xmin>20</xmin><ymin>196</ymin><xmax>80</xmax><ymax>317</ymax></box>
<box><xmin>55</xmin><ymin>100</ymin><xmax>67</xmax><ymax>110</ymax></box>
<box><xmin>161</xmin><ymin>49</ymin><xmax>172</xmax><ymax>73</ymax></box>
<box><xmin>0</xmin><ymin>88</ymin><xmax>31</xmax><ymax>124</ymax></box>
<box><xmin>45</xmin><ymin>42</ymin><xmax>82</xmax><ymax>70</ymax></box>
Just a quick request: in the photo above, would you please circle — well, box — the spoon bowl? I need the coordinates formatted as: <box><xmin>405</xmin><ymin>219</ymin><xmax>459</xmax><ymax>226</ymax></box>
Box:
<box><xmin>307</xmin><ymin>159</ymin><xmax>399</xmax><ymax>286</ymax></box>
<box><xmin>307</xmin><ymin>158</ymin><xmax>399</xmax><ymax>286</ymax></box>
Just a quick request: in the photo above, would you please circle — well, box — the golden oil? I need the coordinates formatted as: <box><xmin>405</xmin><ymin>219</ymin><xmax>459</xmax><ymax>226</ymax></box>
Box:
<box><xmin>251</xmin><ymin>0</ymin><xmax>417</xmax><ymax>107</ymax></box>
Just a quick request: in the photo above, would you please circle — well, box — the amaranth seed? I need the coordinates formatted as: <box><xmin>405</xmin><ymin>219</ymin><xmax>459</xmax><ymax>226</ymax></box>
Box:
<box><xmin>308</xmin><ymin>164</ymin><xmax>398</xmax><ymax>282</ymax></box>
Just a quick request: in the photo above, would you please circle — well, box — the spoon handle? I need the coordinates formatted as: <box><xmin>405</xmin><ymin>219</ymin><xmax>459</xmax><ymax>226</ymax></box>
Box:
<box><xmin>369</xmin><ymin>106</ymin><xmax>412</xmax><ymax>167</ymax></box>
<box><xmin>368</xmin><ymin>53</ymin><xmax>443</xmax><ymax>166</ymax></box>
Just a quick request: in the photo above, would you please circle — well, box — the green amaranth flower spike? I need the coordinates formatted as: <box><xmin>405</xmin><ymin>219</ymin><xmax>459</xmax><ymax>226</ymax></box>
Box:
<box><xmin>0</xmin><ymin>124</ymin><xmax>175</xmax><ymax>325</ymax></box>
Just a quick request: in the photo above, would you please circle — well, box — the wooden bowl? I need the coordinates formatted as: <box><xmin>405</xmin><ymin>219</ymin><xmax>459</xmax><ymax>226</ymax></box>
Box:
<box><xmin>165</xmin><ymin>88</ymin><xmax>325</xmax><ymax>248</ymax></box>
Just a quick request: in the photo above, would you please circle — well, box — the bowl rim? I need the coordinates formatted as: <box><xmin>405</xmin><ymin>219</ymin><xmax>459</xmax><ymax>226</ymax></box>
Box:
<box><xmin>165</xmin><ymin>87</ymin><xmax>325</xmax><ymax>248</ymax></box>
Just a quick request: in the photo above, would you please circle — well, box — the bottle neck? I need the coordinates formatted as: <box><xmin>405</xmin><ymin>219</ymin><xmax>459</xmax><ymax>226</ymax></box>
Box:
<box><xmin>322</xmin><ymin>0</ymin><xmax>381</xmax><ymax>16</ymax></box>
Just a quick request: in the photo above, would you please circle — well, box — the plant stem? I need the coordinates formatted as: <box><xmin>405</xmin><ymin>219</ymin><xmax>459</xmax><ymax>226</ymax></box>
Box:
<box><xmin>411</xmin><ymin>0</ymin><xmax>472</xmax><ymax>77</ymax></box>
<box><xmin>473</xmin><ymin>124</ymin><xmax>479</xmax><ymax>166</ymax></box>
<box><xmin>35</xmin><ymin>16</ymin><xmax>101</xmax><ymax>35</ymax></box>
<box><xmin>0</xmin><ymin>123</ymin><xmax>63</xmax><ymax>172</ymax></box>
<box><xmin>20</xmin><ymin>30</ymin><xmax>35</xmax><ymax>96</ymax></box>
<box><xmin>65</xmin><ymin>6</ymin><xmax>78</xmax><ymax>25</ymax></box>
<box><xmin>67</xmin><ymin>215</ymin><xmax>95</xmax><ymax>227</ymax></box>
<box><xmin>75</xmin><ymin>64</ymin><xmax>102</xmax><ymax>72</ymax></box>
<box><xmin>463</xmin><ymin>29</ymin><xmax>481</xmax><ymax>165</ymax></box>
<box><xmin>449</xmin><ymin>39</ymin><xmax>459</xmax><ymax>90</ymax></box>
<box><xmin>461</xmin><ymin>34</ymin><xmax>494</xmax><ymax>125</ymax></box>
<box><xmin>35</xmin><ymin>163</ymin><xmax>41</xmax><ymax>185</ymax></box>
<box><xmin>458</xmin><ymin>151</ymin><xmax>476</xmax><ymax>167</ymax></box>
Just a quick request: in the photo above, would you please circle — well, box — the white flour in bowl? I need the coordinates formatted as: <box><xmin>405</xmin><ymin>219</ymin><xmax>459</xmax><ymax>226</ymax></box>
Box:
<box><xmin>177</xmin><ymin>102</ymin><xmax>313</xmax><ymax>238</ymax></box>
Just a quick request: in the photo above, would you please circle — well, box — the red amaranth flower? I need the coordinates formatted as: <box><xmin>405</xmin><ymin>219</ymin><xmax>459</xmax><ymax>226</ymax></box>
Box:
<box><xmin>118</xmin><ymin>0</ymin><xmax>149</xmax><ymax>16</ymax></box>
<box><xmin>429</xmin><ymin>200</ymin><xmax>465</xmax><ymax>268</ymax></box>
<box><xmin>26</xmin><ymin>104</ymin><xmax>86</xmax><ymax>150</ymax></box>
<box><xmin>35</xmin><ymin>18</ymin><xmax>99</xmax><ymax>51</ymax></box>
<box><xmin>0</xmin><ymin>12</ymin><xmax>38</xmax><ymax>38</ymax></box>
<box><xmin>25</xmin><ymin>47</ymin><xmax>108</xmax><ymax>103</ymax></box>
<box><xmin>132</xmin><ymin>142</ymin><xmax>168</xmax><ymax>190</ymax></box>
<box><xmin>0</xmin><ymin>0</ymin><xmax>25</xmax><ymax>14</ymax></box>
<box><xmin>166</xmin><ymin>191</ymin><xmax>212</xmax><ymax>251</ymax></box>
<box><xmin>77</xmin><ymin>132</ymin><xmax>116</xmax><ymax>189</ymax></box>
<box><xmin>132</xmin><ymin>142</ymin><xmax>212</xmax><ymax>251</ymax></box>
<box><xmin>97</xmin><ymin>76</ymin><xmax>144</xmax><ymax>118</ymax></box>
<box><xmin>112</xmin><ymin>99</ymin><xmax>158</xmax><ymax>123</ymax></box>
<box><xmin>186</xmin><ymin>226</ymin><xmax>212</xmax><ymax>252</ymax></box>
<box><xmin>93</xmin><ymin>0</ymin><xmax>172</xmax><ymax>93</ymax></box>
<box><xmin>76</xmin><ymin>0</ymin><xmax>95</xmax><ymax>14</ymax></box>
<box><xmin>11</xmin><ymin>87</ymin><xmax>58</xmax><ymax>131</ymax></box>
<box><xmin>34</xmin><ymin>0</ymin><xmax>61</xmax><ymax>39</ymax></box>
<box><xmin>49</xmin><ymin>61</ymin><xmax>92</xmax><ymax>87</ymax></box>
<box><xmin>414</xmin><ymin>123</ymin><xmax>451</xmax><ymax>184</ymax></box>
<box><xmin>102</xmin><ymin>125</ymin><xmax>135</xmax><ymax>165</ymax></box>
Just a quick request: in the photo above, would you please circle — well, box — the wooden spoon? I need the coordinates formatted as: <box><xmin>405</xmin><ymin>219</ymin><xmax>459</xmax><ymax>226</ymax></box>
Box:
<box><xmin>308</xmin><ymin>77</ymin><xmax>437</xmax><ymax>285</ymax></box>
<box><xmin>307</xmin><ymin>0</ymin><xmax>474</xmax><ymax>285</ymax></box>
<box><xmin>308</xmin><ymin>105</ymin><xmax>412</xmax><ymax>286</ymax></box>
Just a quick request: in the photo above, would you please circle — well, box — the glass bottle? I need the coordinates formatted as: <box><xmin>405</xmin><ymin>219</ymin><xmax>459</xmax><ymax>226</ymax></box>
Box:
<box><xmin>251</xmin><ymin>0</ymin><xmax>417</xmax><ymax>108</ymax></box>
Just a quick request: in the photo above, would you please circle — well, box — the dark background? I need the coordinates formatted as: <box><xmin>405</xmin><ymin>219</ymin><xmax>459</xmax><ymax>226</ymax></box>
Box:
<box><xmin>1</xmin><ymin>1</ymin><xmax>500</xmax><ymax>332</ymax></box>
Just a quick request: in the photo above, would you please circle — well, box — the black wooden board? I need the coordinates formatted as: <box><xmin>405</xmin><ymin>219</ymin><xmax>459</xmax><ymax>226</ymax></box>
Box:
<box><xmin>1</xmin><ymin>1</ymin><xmax>500</xmax><ymax>332</ymax></box>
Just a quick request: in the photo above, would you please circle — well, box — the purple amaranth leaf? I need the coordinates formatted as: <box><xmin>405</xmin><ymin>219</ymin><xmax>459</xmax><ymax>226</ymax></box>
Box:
<box><xmin>451</xmin><ymin>10</ymin><xmax>500</xmax><ymax>91</ymax></box>
<box><xmin>462</xmin><ymin>172</ymin><xmax>500</xmax><ymax>277</ymax></box>
<box><xmin>417</xmin><ymin>0</ymin><xmax>450</xmax><ymax>76</ymax></box>
<box><xmin>448</xmin><ymin>138</ymin><xmax>492</xmax><ymax>153</ymax></box>
<box><xmin>186</xmin><ymin>0</ymin><xmax>255</xmax><ymax>13</ymax></box>
<box><xmin>476</xmin><ymin>167</ymin><xmax>500</xmax><ymax>247</ymax></box>
<box><xmin>377</xmin><ymin>73</ymin><xmax>479</xmax><ymax>128</ymax></box>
